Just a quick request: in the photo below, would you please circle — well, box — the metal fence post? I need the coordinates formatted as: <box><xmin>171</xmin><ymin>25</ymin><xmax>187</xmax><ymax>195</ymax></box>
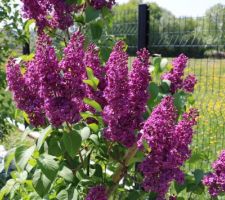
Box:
<box><xmin>138</xmin><ymin>4</ymin><xmax>149</xmax><ymax>50</ymax></box>
<box><xmin>23</xmin><ymin>42</ymin><xmax>30</xmax><ymax>55</ymax></box>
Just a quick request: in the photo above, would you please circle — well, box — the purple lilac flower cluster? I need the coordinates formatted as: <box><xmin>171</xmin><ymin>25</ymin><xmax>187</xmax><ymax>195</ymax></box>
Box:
<box><xmin>21</xmin><ymin>0</ymin><xmax>74</xmax><ymax>32</ymax></box>
<box><xmin>85</xmin><ymin>185</ymin><xmax>108</xmax><ymax>200</ymax></box>
<box><xmin>203</xmin><ymin>150</ymin><xmax>225</xmax><ymax>197</ymax></box>
<box><xmin>6</xmin><ymin>59</ymin><xmax>45</xmax><ymax>126</ymax></box>
<box><xmin>137</xmin><ymin>96</ymin><xmax>198</xmax><ymax>200</ymax></box>
<box><xmin>21</xmin><ymin>0</ymin><xmax>116</xmax><ymax>32</ymax></box>
<box><xmin>161</xmin><ymin>54</ymin><xmax>197</xmax><ymax>94</ymax></box>
<box><xmin>90</xmin><ymin>0</ymin><xmax>116</xmax><ymax>9</ymax></box>
<box><xmin>128</xmin><ymin>48</ymin><xmax>151</xmax><ymax>129</ymax></box>
<box><xmin>7</xmin><ymin>32</ymin><xmax>105</xmax><ymax>127</ymax></box>
<box><xmin>103</xmin><ymin>41</ymin><xmax>151</xmax><ymax>147</ymax></box>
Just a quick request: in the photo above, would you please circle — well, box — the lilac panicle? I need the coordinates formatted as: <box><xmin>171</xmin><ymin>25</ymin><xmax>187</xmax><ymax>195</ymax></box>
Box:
<box><xmin>35</xmin><ymin>33</ymin><xmax>80</xmax><ymax>126</ymax></box>
<box><xmin>203</xmin><ymin>150</ymin><xmax>225</xmax><ymax>197</ymax></box>
<box><xmin>161</xmin><ymin>53</ymin><xmax>188</xmax><ymax>93</ymax></box>
<box><xmin>129</xmin><ymin>48</ymin><xmax>151</xmax><ymax>129</ymax></box>
<box><xmin>6</xmin><ymin>59</ymin><xmax>45</xmax><ymax>126</ymax></box>
<box><xmin>90</xmin><ymin>0</ymin><xmax>116</xmax><ymax>9</ymax></box>
<box><xmin>21</xmin><ymin>0</ymin><xmax>48</xmax><ymax>32</ymax></box>
<box><xmin>35</xmin><ymin>34</ymin><xmax>61</xmax><ymax>99</ymax></box>
<box><xmin>85</xmin><ymin>185</ymin><xmax>108</xmax><ymax>200</ymax></box>
<box><xmin>21</xmin><ymin>0</ymin><xmax>74</xmax><ymax>32</ymax></box>
<box><xmin>103</xmin><ymin>41</ymin><xmax>135</xmax><ymax>147</ymax></box>
<box><xmin>137</xmin><ymin>96</ymin><xmax>198</xmax><ymax>200</ymax></box>
<box><xmin>84</xmin><ymin>44</ymin><xmax>106</xmax><ymax>111</ymax></box>
<box><xmin>59</xmin><ymin>31</ymin><xmax>86</xmax><ymax>101</ymax></box>
<box><xmin>48</xmin><ymin>0</ymin><xmax>74</xmax><ymax>30</ymax></box>
<box><xmin>182</xmin><ymin>74</ymin><xmax>197</xmax><ymax>93</ymax></box>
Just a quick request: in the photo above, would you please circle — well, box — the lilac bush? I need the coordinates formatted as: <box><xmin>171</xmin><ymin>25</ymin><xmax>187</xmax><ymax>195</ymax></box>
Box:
<box><xmin>2</xmin><ymin>1</ymin><xmax>206</xmax><ymax>200</ymax></box>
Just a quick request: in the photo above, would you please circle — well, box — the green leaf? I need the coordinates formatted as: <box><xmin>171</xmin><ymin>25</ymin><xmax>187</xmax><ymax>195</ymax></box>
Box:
<box><xmin>37</xmin><ymin>126</ymin><xmax>52</xmax><ymax>150</ymax></box>
<box><xmin>32</xmin><ymin>169</ymin><xmax>52</xmax><ymax>197</ymax></box>
<box><xmin>37</xmin><ymin>154</ymin><xmax>59</xmax><ymax>181</ymax></box>
<box><xmin>83</xmin><ymin>98</ymin><xmax>102</xmax><ymax>112</ymax></box>
<box><xmin>23</xmin><ymin>19</ymin><xmax>35</xmax><ymax>37</ymax></box>
<box><xmin>48</xmin><ymin>136</ymin><xmax>63</xmax><ymax>157</ymax></box>
<box><xmin>4</xmin><ymin>148</ymin><xmax>15</xmax><ymax>172</ymax></box>
<box><xmin>174</xmin><ymin>181</ymin><xmax>186</xmax><ymax>194</ymax></box>
<box><xmin>90</xmin><ymin>20</ymin><xmax>103</xmax><ymax>40</ymax></box>
<box><xmin>160</xmin><ymin>80</ymin><xmax>171</xmax><ymax>93</ymax></box>
<box><xmin>160</xmin><ymin>58</ymin><xmax>168</xmax><ymax>71</ymax></box>
<box><xmin>125</xmin><ymin>191</ymin><xmax>140</xmax><ymax>200</ymax></box>
<box><xmin>20</xmin><ymin>53</ymin><xmax>35</xmax><ymax>62</ymax></box>
<box><xmin>85</xmin><ymin>6</ymin><xmax>100</xmax><ymax>23</ymax></box>
<box><xmin>63</xmin><ymin>131</ymin><xmax>82</xmax><ymax>158</ymax></box>
<box><xmin>173</xmin><ymin>92</ymin><xmax>186</xmax><ymax>114</ymax></box>
<box><xmin>58</xmin><ymin>166</ymin><xmax>74</xmax><ymax>182</ymax></box>
<box><xmin>57</xmin><ymin>190</ymin><xmax>68</xmax><ymax>200</ymax></box>
<box><xmin>22</xmin><ymin>111</ymin><xmax>30</xmax><ymax>123</ymax></box>
<box><xmin>83</xmin><ymin>79</ymin><xmax>97</xmax><ymax>90</ymax></box>
<box><xmin>100</xmin><ymin>47</ymin><xmax>112</xmax><ymax>62</ymax></box>
<box><xmin>0</xmin><ymin>179</ymin><xmax>16</xmax><ymax>199</ymax></box>
<box><xmin>68</xmin><ymin>188</ymin><xmax>78</xmax><ymax>200</ymax></box>
<box><xmin>149</xmin><ymin>82</ymin><xmax>159</xmax><ymax>99</ymax></box>
<box><xmin>148</xmin><ymin>192</ymin><xmax>157</xmax><ymax>200</ymax></box>
<box><xmin>80</xmin><ymin>111</ymin><xmax>95</xmax><ymax>120</ymax></box>
<box><xmin>75</xmin><ymin>13</ymin><xmax>85</xmax><ymax>24</ymax></box>
<box><xmin>152</xmin><ymin>57</ymin><xmax>161</xmax><ymax>73</ymax></box>
<box><xmin>15</xmin><ymin>145</ymin><xmax>35</xmax><ymax>170</ymax></box>
<box><xmin>93</xmin><ymin>164</ymin><xmax>103</xmax><ymax>178</ymax></box>
<box><xmin>86</xmin><ymin>67</ymin><xmax>97</xmax><ymax>81</ymax></box>
<box><xmin>88</xmin><ymin>123</ymin><xmax>99</xmax><ymax>132</ymax></box>
<box><xmin>83</xmin><ymin>67</ymin><xmax>100</xmax><ymax>90</ymax></box>
<box><xmin>79</xmin><ymin>127</ymin><xmax>91</xmax><ymax>140</ymax></box>
<box><xmin>193</xmin><ymin>169</ymin><xmax>204</xmax><ymax>184</ymax></box>
<box><xmin>89</xmin><ymin>134</ymin><xmax>99</xmax><ymax>145</ymax></box>
<box><xmin>65</xmin><ymin>0</ymin><xmax>77</xmax><ymax>4</ymax></box>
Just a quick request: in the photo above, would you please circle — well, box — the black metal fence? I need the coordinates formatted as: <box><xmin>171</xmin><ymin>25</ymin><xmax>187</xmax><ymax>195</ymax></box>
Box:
<box><xmin>110</xmin><ymin>4</ymin><xmax>225</xmax><ymax>170</ymax></box>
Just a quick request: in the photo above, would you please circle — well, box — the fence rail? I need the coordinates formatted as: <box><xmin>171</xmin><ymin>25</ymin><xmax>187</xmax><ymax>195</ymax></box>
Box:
<box><xmin>109</xmin><ymin>4</ymin><xmax>225</xmax><ymax>170</ymax></box>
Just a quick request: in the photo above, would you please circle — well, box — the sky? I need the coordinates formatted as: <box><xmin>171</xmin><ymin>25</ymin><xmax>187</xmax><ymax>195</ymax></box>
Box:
<box><xmin>117</xmin><ymin>0</ymin><xmax>225</xmax><ymax>17</ymax></box>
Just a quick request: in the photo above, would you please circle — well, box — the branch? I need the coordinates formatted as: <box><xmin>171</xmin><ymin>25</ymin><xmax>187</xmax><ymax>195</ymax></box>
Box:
<box><xmin>107</xmin><ymin>144</ymin><xmax>138</xmax><ymax>197</ymax></box>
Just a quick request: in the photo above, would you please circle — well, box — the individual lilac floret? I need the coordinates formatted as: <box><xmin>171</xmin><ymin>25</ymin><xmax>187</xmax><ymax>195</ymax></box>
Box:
<box><xmin>103</xmin><ymin>41</ymin><xmax>135</xmax><ymax>147</ymax></box>
<box><xmin>90</xmin><ymin>0</ymin><xmax>116</xmax><ymax>9</ymax></box>
<box><xmin>182</xmin><ymin>74</ymin><xmax>197</xmax><ymax>93</ymax></box>
<box><xmin>161</xmin><ymin>54</ymin><xmax>188</xmax><ymax>93</ymax></box>
<box><xmin>21</xmin><ymin>0</ymin><xmax>74</xmax><ymax>32</ymax></box>
<box><xmin>203</xmin><ymin>150</ymin><xmax>225</xmax><ymax>198</ymax></box>
<box><xmin>85</xmin><ymin>185</ymin><xmax>108</xmax><ymax>200</ymax></box>
<box><xmin>128</xmin><ymin>48</ymin><xmax>151</xmax><ymax>129</ymax></box>
<box><xmin>84</xmin><ymin>44</ymin><xmax>106</xmax><ymax>111</ymax></box>
<box><xmin>6</xmin><ymin>59</ymin><xmax>45</xmax><ymax>126</ymax></box>
<box><xmin>137</xmin><ymin>96</ymin><xmax>198</xmax><ymax>200</ymax></box>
